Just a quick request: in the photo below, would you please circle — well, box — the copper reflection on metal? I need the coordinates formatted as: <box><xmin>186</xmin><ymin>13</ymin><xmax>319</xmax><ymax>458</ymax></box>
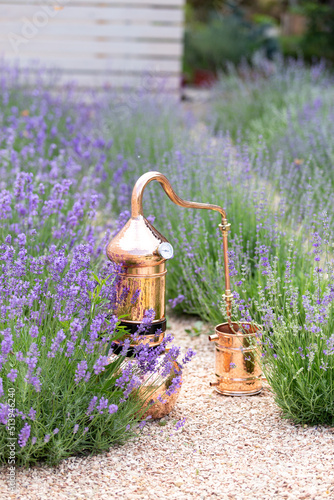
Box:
<box><xmin>120</xmin><ymin>330</ymin><xmax>165</xmax><ymax>348</ymax></box>
<box><xmin>106</xmin><ymin>214</ymin><xmax>168</xmax><ymax>323</ymax></box>
<box><xmin>209</xmin><ymin>322</ymin><xmax>263</xmax><ymax>396</ymax></box>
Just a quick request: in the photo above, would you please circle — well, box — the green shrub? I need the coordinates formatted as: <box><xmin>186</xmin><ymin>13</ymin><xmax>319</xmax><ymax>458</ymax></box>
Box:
<box><xmin>184</xmin><ymin>7</ymin><xmax>277</xmax><ymax>76</ymax></box>
<box><xmin>252</xmin><ymin>216</ymin><xmax>334</xmax><ymax>425</ymax></box>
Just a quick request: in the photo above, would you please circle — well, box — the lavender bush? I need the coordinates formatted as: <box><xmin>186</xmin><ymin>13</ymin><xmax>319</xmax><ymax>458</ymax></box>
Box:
<box><xmin>253</xmin><ymin>214</ymin><xmax>334</xmax><ymax>425</ymax></box>
<box><xmin>0</xmin><ymin>167</ymin><xmax>193</xmax><ymax>466</ymax></box>
<box><xmin>210</xmin><ymin>58</ymin><xmax>334</xmax><ymax>226</ymax></box>
<box><xmin>209</xmin><ymin>57</ymin><xmax>332</xmax><ymax>145</ymax></box>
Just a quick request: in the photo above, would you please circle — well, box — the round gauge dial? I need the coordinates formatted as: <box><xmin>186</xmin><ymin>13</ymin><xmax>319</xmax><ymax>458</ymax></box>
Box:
<box><xmin>157</xmin><ymin>242</ymin><xmax>174</xmax><ymax>260</ymax></box>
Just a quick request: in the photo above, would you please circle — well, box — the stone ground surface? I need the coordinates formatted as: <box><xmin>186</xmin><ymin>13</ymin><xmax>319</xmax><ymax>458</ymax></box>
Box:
<box><xmin>0</xmin><ymin>314</ymin><xmax>334</xmax><ymax>500</ymax></box>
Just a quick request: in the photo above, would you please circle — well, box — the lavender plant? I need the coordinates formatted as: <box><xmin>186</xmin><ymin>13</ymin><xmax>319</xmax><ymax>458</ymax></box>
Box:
<box><xmin>0</xmin><ymin>170</ymin><xmax>193</xmax><ymax>466</ymax></box>
<box><xmin>209</xmin><ymin>57</ymin><xmax>332</xmax><ymax>144</ymax></box>
<box><xmin>210</xmin><ymin>58</ymin><xmax>334</xmax><ymax>227</ymax></box>
<box><xmin>253</xmin><ymin>214</ymin><xmax>334</xmax><ymax>425</ymax></box>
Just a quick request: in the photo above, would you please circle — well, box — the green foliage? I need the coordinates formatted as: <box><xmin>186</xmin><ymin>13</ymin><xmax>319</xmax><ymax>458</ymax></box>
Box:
<box><xmin>184</xmin><ymin>7</ymin><xmax>278</xmax><ymax>75</ymax></box>
<box><xmin>185</xmin><ymin>321</ymin><xmax>204</xmax><ymax>337</ymax></box>
<box><xmin>210</xmin><ymin>58</ymin><xmax>324</xmax><ymax>140</ymax></box>
<box><xmin>300</xmin><ymin>1</ymin><xmax>334</xmax><ymax>62</ymax></box>
<box><xmin>278</xmin><ymin>34</ymin><xmax>304</xmax><ymax>59</ymax></box>
<box><xmin>255</xmin><ymin>246</ymin><xmax>334</xmax><ymax>425</ymax></box>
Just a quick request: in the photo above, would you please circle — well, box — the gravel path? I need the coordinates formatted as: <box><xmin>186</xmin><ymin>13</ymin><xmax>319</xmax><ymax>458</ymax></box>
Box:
<box><xmin>1</xmin><ymin>315</ymin><xmax>334</xmax><ymax>500</ymax></box>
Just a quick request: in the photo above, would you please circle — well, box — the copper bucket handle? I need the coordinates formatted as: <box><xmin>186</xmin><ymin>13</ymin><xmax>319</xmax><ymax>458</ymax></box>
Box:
<box><xmin>131</xmin><ymin>171</ymin><xmax>233</xmax><ymax>325</ymax></box>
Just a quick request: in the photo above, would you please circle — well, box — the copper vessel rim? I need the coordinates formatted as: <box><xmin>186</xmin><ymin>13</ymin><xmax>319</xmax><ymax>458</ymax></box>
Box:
<box><xmin>215</xmin><ymin>321</ymin><xmax>262</xmax><ymax>337</ymax></box>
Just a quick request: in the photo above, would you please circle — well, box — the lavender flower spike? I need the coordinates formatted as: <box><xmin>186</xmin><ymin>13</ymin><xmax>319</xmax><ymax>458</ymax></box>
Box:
<box><xmin>18</xmin><ymin>423</ymin><xmax>31</xmax><ymax>448</ymax></box>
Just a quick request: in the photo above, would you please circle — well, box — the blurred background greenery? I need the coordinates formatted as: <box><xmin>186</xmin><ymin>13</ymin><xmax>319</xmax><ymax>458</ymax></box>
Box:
<box><xmin>183</xmin><ymin>0</ymin><xmax>334</xmax><ymax>84</ymax></box>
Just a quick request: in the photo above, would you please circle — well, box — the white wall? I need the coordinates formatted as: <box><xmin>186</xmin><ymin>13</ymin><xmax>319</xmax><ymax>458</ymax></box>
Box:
<box><xmin>0</xmin><ymin>0</ymin><xmax>185</xmax><ymax>90</ymax></box>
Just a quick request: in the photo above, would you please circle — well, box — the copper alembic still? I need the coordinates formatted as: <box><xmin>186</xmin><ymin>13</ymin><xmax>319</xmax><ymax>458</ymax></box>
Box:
<box><xmin>106</xmin><ymin>171</ymin><xmax>262</xmax><ymax>396</ymax></box>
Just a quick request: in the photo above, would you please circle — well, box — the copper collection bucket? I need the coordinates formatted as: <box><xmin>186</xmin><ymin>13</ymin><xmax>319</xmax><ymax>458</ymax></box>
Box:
<box><xmin>209</xmin><ymin>322</ymin><xmax>263</xmax><ymax>396</ymax></box>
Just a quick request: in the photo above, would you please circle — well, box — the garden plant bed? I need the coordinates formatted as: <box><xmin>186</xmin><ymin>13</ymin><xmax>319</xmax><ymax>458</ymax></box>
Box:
<box><xmin>1</xmin><ymin>59</ymin><xmax>334</xmax><ymax>497</ymax></box>
<box><xmin>1</xmin><ymin>314</ymin><xmax>333</xmax><ymax>500</ymax></box>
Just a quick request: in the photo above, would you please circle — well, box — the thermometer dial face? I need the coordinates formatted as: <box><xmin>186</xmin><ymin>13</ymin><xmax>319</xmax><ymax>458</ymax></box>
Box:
<box><xmin>158</xmin><ymin>242</ymin><xmax>174</xmax><ymax>260</ymax></box>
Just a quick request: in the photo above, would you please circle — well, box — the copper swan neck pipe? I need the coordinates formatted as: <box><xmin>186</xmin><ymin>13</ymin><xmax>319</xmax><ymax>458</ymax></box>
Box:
<box><xmin>131</xmin><ymin>171</ymin><xmax>227</xmax><ymax>220</ymax></box>
<box><xmin>131</xmin><ymin>171</ymin><xmax>232</xmax><ymax>319</ymax></box>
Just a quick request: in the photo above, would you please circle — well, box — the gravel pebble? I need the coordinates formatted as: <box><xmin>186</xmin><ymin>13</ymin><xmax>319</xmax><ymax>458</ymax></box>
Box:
<box><xmin>1</xmin><ymin>314</ymin><xmax>333</xmax><ymax>500</ymax></box>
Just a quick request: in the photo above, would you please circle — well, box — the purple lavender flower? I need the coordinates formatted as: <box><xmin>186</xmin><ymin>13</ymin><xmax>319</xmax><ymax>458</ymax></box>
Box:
<box><xmin>1</xmin><ymin>329</ymin><xmax>14</xmax><ymax>363</ymax></box>
<box><xmin>130</xmin><ymin>288</ymin><xmax>141</xmax><ymax>305</ymax></box>
<box><xmin>88</xmin><ymin>314</ymin><xmax>105</xmax><ymax>342</ymax></box>
<box><xmin>18</xmin><ymin>423</ymin><xmax>31</xmax><ymax>448</ymax></box>
<box><xmin>135</xmin><ymin>309</ymin><xmax>156</xmax><ymax>335</ymax></box>
<box><xmin>165</xmin><ymin>375</ymin><xmax>182</xmax><ymax>397</ymax></box>
<box><xmin>17</xmin><ymin>233</ymin><xmax>27</xmax><ymax>246</ymax></box>
<box><xmin>174</xmin><ymin>418</ymin><xmax>186</xmax><ymax>431</ymax></box>
<box><xmin>27</xmin><ymin>376</ymin><xmax>42</xmax><ymax>392</ymax></box>
<box><xmin>44</xmin><ymin>434</ymin><xmax>50</xmax><ymax>443</ymax></box>
<box><xmin>115</xmin><ymin>362</ymin><xmax>134</xmax><ymax>389</ymax></box>
<box><xmin>70</xmin><ymin>319</ymin><xmax>84</xmax><ymax>338</ymax></box>
<box><xmin>7</xmin><ymin>369</ymin><xmax>18</xmax><ymax>382</ymax></box>
<box><xmin>168</xmin><ymin>294</ymin><xmax>185</xmax><ymax>309</ymax></box>
<box><xmin>73</xmin><ymin>424</ymin><xmax>79</xmax><ymax>434</ymax></box>
<box><xmin>96</xmin><ymin>397</ymin><xmax>109</xmax><ymax>414</ymax></box>
<box><xmin>0</xmin><ymin>190</ymin><xmax>12</xmax><ymax>220</ymax></box>
<box><xmin>120</xmin><ymin>338</ymin><xmax>131</xmax><ymax>357</ymax></box>
<box><xmin>134</xmin><ymin>343</ymin><xmax>160</xmax><ymax>374</ymax></box>
<box><xmin>0</xmin><ymin>403</ymin><xmax>10</xmax><ymax>425</ymax></box>
<box><xmin>75</xmin><ymin>360</ymin><xmax>88</xmax><ymax>384</ymax></box>
<box><xmin>86</xmin><ymin>396</ymin><xmax>98</xmax><ymax>416</ymax></box>
<box><xmin>66</xmin><ymin>341</ymin><xmax>75</xmax><ymax>358</ymax></box>
<box><xmin>29</xmin><ymin>325</ymin><xmax>39</xmax><ymax>338</ymax></box>
<box><xmin>93</xmin><ymin>355</ymin><xmax>109</xmax><ymax>375</ymax></box>
<box><xmin>47</xmin><ymin>329</ymin><xmax>66</xmax><ymax>358</ymax></box>
<box><xmin>53</xmin><ymin>428</ymin><xmax>59</xmax><ymax>435</ymax></box>
<box><xmin>138</xmin><ymin>419</ymin><xmax>148</xmax><ymax>430</ymax></box>
<box><xmin>160</xmin><ymin>361</ymin><xmax>173</xmax><ymax>379</ymax></box>
<box><xmin>108</xmin><ymin>404</ymin><xmax>118</xmax><ymax>414</ymax></box>
<box><xmin>181</xmin><ymin>348</ymin><xmax>196</xmax><ymax>365</ymax></box>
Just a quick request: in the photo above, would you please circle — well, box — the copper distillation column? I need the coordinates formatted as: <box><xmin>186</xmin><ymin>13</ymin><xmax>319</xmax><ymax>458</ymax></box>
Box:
<box><xmin>106</xmin><ymin>171</ymin><xmax>262</xmax><ymax>395</ymax></box>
